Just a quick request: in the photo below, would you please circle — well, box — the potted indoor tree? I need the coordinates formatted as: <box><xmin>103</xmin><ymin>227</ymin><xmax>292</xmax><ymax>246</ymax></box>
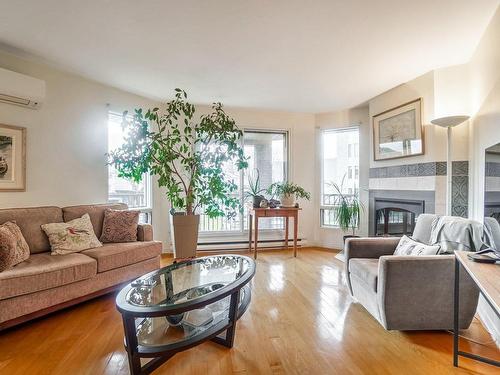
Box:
<box><xmin>108</xmin><ymin>89</ymin><xmax>247</xmax><ymax>258</ymax></box>
<box><xmin>267</xmin><ymin>181</ymin><xmax>311</xmax><ymax>207</ymax></box>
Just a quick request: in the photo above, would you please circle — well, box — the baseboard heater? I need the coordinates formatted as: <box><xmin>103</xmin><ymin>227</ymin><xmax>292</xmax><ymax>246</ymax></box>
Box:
<box><xmin>197</xmin><ymin>238</ymin><xmax>303</xmax><ymax>252</ymax></box>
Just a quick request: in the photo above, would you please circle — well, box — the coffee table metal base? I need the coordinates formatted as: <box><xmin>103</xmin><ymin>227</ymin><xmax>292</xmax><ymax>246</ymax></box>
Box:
<box><xmin>122</xmin><ymin>286</ymin><xmax>249</xmax><ymax>375</ymax></box>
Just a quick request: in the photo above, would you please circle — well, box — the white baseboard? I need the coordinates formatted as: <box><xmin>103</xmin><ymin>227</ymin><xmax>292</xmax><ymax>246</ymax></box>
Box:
<box><xmin>335</xmin><ymin>251</ymin><xmax>345</xmax><ymax>262</ymax></box>
<box><xmin>197</xmin><ymin>238</ymin><xmax>307</xmax><ymax>251</ymax></box>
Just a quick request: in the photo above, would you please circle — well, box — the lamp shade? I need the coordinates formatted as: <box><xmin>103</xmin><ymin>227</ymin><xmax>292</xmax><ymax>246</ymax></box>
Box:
<box><xmin>430</xmin><ymin>115</ymin><xmax>469</xmax><ymax>128</ymax></box>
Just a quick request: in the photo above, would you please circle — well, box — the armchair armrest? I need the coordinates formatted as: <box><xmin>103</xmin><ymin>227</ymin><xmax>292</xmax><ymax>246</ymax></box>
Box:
<box><xmin>344</xmin><ymin>237</ymin><xmax>400</xmax><ymax>296</ymax></box>
<box><xmin>137</xmin><ymin>224</ymin><xmax>154</xmax><ymax>242</ymax></box>
<box><xmin>377</xmin><ymin>255</ymin><xmax>478</xmax><ymax>330</ymax></box>
<box><xmin>344</xmin><ymin>237</ymin><xmax>400</xmax><ymax>261</ymax></box>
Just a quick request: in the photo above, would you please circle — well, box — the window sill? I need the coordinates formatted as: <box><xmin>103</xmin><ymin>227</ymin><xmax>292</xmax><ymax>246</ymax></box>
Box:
<box><xmin>320</xmin><ymin>225</ymin><xmax>341</xmax><ymax>229</ymax></box>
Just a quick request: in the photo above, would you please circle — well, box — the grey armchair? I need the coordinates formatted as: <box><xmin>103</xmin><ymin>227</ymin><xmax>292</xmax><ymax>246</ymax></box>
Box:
<box><xmin>345</xmin><ymin>214</ymin><xmax>479</xmax><ymax>330</ymax></box>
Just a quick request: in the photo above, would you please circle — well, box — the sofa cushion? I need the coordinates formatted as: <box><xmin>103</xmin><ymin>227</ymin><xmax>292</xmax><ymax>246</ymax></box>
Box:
<box><xmin>0</xmin><ymin>252</ymin><xmax>97</xmax><ymax>300</ymax></box>
<box><xmin>0</xmin><ymin>221</ymin><xmax>30</xmax><ymax>271</ymax></box>
<box><xmin>412</xmin><ymin>214</ymin><xmax>439</xmax><ymax>245</ymax></box>
<box><xmin>394</xmin><ymin>235</ymin><xmax>440</xmax><ymax>256</ymax></box>
<box><xmin>349</xmin><ymin>259</ymin><xmax>379</xmax><ymax>292</ymax></box>
<box><xmin>0</xmin><ymin>206</ymin><xmax>63</xmax><ymax>254</ymax></box>
<box><xmin>82</xmin><ymin>241</ymin><xmax>161</xmax><ymax>273</ymax></box>
<box><xmin>62</xmin><ymin>203</ymin><xmax>127</xmax><ymax>239</ymax></box>
<box><xmin>100</xmin><ymin>209</ymin><xmax>139</xmax><ymax>243</ymax></box>
<box><xmin>42</xmin><ymin>213</ymin><xmax>102</xmax><ymax>255</ymax></box>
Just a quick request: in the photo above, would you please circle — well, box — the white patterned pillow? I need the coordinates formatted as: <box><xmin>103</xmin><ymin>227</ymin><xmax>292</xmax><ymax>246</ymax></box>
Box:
<box><xmin>394</xmin><ymin>235</ymin><xmax>440</xmax><ymax>256</ymax></box>
<box><xmin>42</xmin><ymin>214</ymin><xmax>102</xmax><ymax>255</ymax></box>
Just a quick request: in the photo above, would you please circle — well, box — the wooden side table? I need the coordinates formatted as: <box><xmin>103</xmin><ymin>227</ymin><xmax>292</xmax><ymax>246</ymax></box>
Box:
<box><xmin>453</xmin><ymin>251</ymin><xmax>500</xmax><ymax>368</ymax></box>
<box><xmin>248</xmin><ymin>207</ymin><xmax>301</xmax><ymax>259</ymax></box>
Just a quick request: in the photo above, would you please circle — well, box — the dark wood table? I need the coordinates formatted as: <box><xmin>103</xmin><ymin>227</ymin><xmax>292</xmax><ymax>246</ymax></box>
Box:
<box><xmin>453</xmin><ymin>251</ymin><xmax>500</xmax><ymax>368</ymax></box>
<box><xmin>116</xmin><ymin>255</ymin><xmax>256</xmax><ymax>375</ymax></box>
<box><xmin>248</xmin><ymin>207</ymin><xmax>301</xmax><ymax>259</ymax></box>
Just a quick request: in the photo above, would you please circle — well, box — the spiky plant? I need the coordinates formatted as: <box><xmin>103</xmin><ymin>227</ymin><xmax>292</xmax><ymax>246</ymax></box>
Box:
<box><xmin>328</xmin><ymin>176</ymin><xmax>363</xmax><ymax>235</ymax></box>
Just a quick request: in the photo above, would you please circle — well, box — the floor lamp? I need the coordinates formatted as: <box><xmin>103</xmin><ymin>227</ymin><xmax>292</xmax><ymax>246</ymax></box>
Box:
<box><xmin>430</xmin><ymin>115</ymin><xmax>470</xmax><ymax>216</ymax></box>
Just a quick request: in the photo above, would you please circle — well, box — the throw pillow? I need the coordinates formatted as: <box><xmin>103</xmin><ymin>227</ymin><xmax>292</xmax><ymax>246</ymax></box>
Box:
<box><xmin>394</xmin><ymin>235</ymin><xmax>441</xmax><ymax>256</ymax></box>
<box><xmin>100</xmin><ymin>209</ymin><xmax>139</xmax><ymax>243</ymax></box>
<box><xmin>0</xmin><ymin>221</ymin><xmax>30</xmax><ymax>272</ymax></box>
<box><xmin>41</xmin><ymin>213</ymin><xmax>102</xmax><ymax>255</ymax></box>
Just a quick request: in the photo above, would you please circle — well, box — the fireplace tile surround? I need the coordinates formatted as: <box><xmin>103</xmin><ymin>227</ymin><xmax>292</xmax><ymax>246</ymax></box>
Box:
<box><xmin>369</xmin><ymin>161</ymin><xmax>469</xmax><ymax>224</ymax></box>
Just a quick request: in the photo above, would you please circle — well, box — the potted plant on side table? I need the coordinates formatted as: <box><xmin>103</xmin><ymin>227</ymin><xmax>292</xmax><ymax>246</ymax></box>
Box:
<box><xmin>267</xmin><ymin>181</ymin><xmax>311</xmax><ymax>207</ymax></box>
<box><xmin>245</xmin><ymin>169</ymin><xmax>266</xmax><ymax>208</ymax></box>
<box><xmin>108</xmin><ymin>89</ymin><xmax>248</xmax><ymax>259</ymax></box>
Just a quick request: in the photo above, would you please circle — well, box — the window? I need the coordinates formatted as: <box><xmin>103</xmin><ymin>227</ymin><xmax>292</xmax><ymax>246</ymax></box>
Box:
<box><xmin>107</xmin><ymin>112</ymin><xmax>152</xmax><ymax>222</ymax></box>
<box><xmin>199</xmin><ymin>130</ymin><xmax>288</xmax><ymax>233</ymax></box>
<box><xmin>320</xmin><ymin>127</ymin><xmax>360</xmax><ymax>227</ymax></box>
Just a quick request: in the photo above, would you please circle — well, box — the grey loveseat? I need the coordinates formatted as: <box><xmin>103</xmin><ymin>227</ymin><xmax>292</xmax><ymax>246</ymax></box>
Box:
<box><xmin>0</xmin><ymin>203</ymin><xmax>162</xmax><ymax>330</ymax></box>
<box><xmin>345</xmin><ymin>214</ymin><xmax>479</xmax><ymax>330</ymax></box>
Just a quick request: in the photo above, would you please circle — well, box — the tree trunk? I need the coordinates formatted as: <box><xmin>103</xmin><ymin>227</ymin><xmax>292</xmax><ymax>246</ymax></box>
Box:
<box><xmin>186</xmin><ymin>187</ymin><xmax>194</xmax><ymax>215</ymax></box>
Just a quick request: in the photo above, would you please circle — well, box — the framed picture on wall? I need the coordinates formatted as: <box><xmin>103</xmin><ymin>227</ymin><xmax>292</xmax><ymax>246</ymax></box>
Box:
<box><xmin>0</xmin><ymin>124</ymin><xmax>26</xmax><ymax>191</ymax></box>
<box><xmin>373</xmin><ymin>98</ymin><xmax>424</xmax><ymax>161</ymax></box>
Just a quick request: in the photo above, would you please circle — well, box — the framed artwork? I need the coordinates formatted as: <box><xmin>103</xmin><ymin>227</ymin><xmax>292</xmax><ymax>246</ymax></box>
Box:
<box><xmin>0</xmin><ymin>124</ymin><xmax>26</xmax><ymax>191</ymax></box>
<box><xmin>373</xmin><ymin>98</ymin><xmax>424</xmax><ymax>161</ymax></box>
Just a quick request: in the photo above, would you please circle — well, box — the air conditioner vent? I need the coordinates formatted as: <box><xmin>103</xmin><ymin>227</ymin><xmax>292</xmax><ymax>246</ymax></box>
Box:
<box><xmin>0</xmin><ymin>68</ymin><xmax>45</xmax><ymax>109</ymax></box>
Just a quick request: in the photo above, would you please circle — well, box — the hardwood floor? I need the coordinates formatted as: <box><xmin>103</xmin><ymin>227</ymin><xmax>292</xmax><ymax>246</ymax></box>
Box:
<box><xmin>0</xmin><ymin>248</ymin><xmax>498</xmax><ymax>374</ymax></box>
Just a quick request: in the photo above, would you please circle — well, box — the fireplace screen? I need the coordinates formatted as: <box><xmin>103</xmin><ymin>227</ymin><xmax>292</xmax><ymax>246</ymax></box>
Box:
<box><xmin>376</xmin><ymin>208</ymin><xmax>415</xmax><ymax>236</ymax></box>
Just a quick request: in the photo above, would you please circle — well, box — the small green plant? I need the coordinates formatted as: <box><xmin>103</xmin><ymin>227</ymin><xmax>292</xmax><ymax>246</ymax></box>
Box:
<box><xmin>328</xmin><ymin>176</ymin><xmax>363</xmax><ymax>235</ymax></box>
<box><xmin>244</xmin><ymin>169</ymin><xmax>265</xmax><ymax>200</ymax></box>
<box><xmin>107</xmin><ymin>89</ymin><xmax>248</xmax><ymax>219</ymax></box>
<box><xmin>267</xmin><ymin>181</ymin><xmax>311</xmax><ymax>200</ymax></box>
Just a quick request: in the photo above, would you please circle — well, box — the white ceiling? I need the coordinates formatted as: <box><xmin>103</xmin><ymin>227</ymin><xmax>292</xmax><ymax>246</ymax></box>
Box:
<box><xmin>0</xmin><ymin>0</ymin><xmax>498</xmax><ymax>112</ymax></box>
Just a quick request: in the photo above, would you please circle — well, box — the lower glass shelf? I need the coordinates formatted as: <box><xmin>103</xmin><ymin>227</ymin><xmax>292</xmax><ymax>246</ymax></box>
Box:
<box><xmin>133</xmin><ymin>285</ymin><xmax>250</xmax><ymax>350</ymax></box>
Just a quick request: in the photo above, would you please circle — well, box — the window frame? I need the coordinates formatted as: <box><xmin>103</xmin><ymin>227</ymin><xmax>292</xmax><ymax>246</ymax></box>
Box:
<box><xmin>107</xmin><ymin>111</ymin><xmax>153</xmax><ymax>223</ymax></box>
<box><xmin>198</xmin><ymin>128</ymin><xmax>290</xmax><ymax>236</ymax></box>
<box><xmin>320</xmin><ymin>126</ymin><xmax>360</xmax><ymax>228</ymax></box>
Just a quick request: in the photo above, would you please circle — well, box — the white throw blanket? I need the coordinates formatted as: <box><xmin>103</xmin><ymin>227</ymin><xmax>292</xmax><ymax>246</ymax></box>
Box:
<box><xmin>429</xmin><ymin>216</ymin><xmax>486</xmax><ymax>253</ymax></box>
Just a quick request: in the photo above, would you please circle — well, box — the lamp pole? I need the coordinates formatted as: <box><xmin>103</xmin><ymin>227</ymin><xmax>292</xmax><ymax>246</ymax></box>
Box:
<box><xmin>446</xmin><ymin>126</ymin><xmax>452</xmax><ymax>216</ymax></box>
<box><xmin>431</xmin><ymin>116</ymin><xmax>469</xmax><ymax>217</ymax></box>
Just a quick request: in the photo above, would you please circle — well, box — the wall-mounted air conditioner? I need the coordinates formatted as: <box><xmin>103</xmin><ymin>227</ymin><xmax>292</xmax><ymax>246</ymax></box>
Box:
<box><xmin>0</xmin><ymin>67</ymin><xmax>45</xmax><ymax>109</ymax></box>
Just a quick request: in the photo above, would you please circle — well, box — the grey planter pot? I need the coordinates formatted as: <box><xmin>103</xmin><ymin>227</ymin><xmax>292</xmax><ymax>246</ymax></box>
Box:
<box><xmin>253</xmin><ymin>195</ymin><xmax>264</xmax><ymax>208</ymax></box>
<box><xmin>172</xmin><ymin>214</ymin><xmax>200</xmax><ymax>259</ymax></box>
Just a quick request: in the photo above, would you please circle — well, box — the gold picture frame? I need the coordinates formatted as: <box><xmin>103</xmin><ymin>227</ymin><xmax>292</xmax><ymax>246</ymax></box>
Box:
<box><xmin>373</xmin><ymin>98</ymin><xmax>424</xmax><ymax>161</ymax></box>
<box><xmin>0</xmin><ymin>123</ymin><xmax>26</xmax><ymax>191</ymax></box>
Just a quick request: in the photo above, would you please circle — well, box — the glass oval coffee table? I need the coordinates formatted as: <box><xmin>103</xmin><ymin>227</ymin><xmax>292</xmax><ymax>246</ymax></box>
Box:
<box><xmin>116</xmin><ymin>255</ymin><xmax>256</xmax><ymax>375</ymax></box>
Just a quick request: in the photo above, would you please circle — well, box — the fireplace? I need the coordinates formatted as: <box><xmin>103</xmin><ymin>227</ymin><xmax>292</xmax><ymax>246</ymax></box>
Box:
<box><xmin>373</xmin><ymin>198</ymin><xmax>425</xmax><ymax>236</ymax></box>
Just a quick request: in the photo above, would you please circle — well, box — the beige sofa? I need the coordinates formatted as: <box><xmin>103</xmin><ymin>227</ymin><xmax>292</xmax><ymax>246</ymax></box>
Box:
<box><xmin>0</xmin><ymin>203</ymin><xmax>162</xmax><ymax>330</ymax></box>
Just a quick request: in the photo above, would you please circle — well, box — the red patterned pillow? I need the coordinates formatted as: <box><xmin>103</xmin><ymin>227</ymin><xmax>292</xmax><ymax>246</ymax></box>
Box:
<box><xmin>100</xmin><ymin>209</ymin><xmax>139</xmax><ymax>243</ymax></box>
<box><xmin>0</xmin><ymin>221</ymin><xmax>30</xmax><ymax>272</ymax></box>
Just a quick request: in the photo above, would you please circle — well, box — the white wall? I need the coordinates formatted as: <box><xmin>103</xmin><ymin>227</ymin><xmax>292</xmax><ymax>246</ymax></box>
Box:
<box><xmin>314</xmin><ymin>107</ymin><xmax>370</xmax><ymax>249</ymax></box>
<box><xmin>468</xmin><ymin>6</ymin><xmax>500</xmax><ymax>345</ymax></box>
<box><xmin>369</xmin><ymin>71</ymin><xmax>470</xmax><ymax>168</ymax></box>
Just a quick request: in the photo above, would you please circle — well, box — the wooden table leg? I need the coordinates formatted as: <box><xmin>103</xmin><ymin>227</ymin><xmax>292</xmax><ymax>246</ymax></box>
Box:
<box><xmin>254</xmin><ymin>215</ymin><xmax>259</xmax><ymax>260</ymax></box>
<box><xmin>293</xmin><ymin>213</ymin><xmax>298</xmax><ymax>257</ymax></box>
<box><xmin>285</xmin><ymin>216</ymin><xmax>289</xmax><ymax>250</ymax></box>
<box><xmin>248</xmin><ymin>213</ymin><xmax>253</xmax><ymax>254</ymax></box>
<box><xmin>122</xmin><ymin>315</ymin><xmax>141</xmax><ymax>375</ymax></box>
